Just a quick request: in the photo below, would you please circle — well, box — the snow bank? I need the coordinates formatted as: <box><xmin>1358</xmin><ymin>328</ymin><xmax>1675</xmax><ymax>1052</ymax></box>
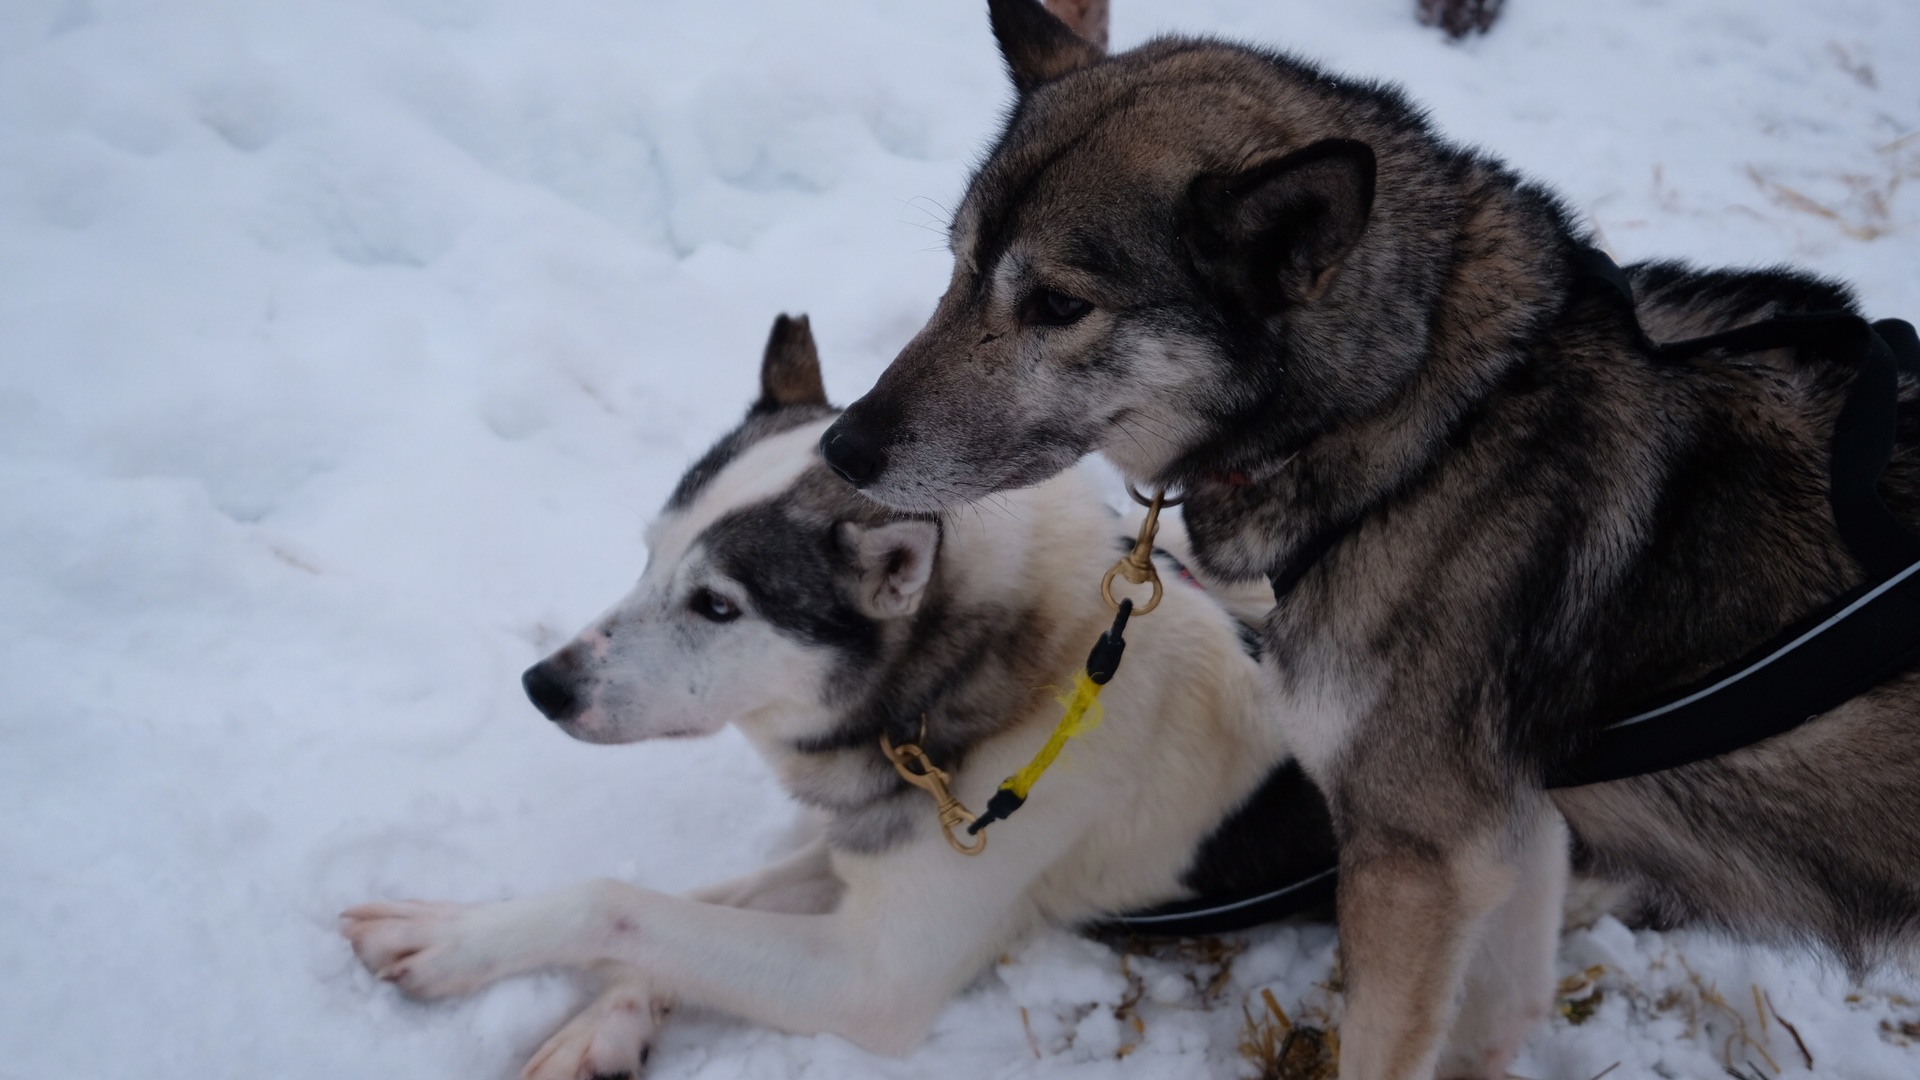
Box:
<box><xmin>1</xmin><ymin>1</ymin><xmax>1916</xmax><ymax>1077</ymax></box>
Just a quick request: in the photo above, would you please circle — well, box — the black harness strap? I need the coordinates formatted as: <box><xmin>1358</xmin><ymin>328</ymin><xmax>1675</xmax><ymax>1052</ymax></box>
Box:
<box><xmin>1104</xmin><ymin>253</ymin><xmax>1920</xmax><ymax>936</ymax></box>
<box><xmin>1092</xmin><ymin>867</ymin><xmax>1336</xmax><ymax>937</ymax></box>
<box><xmin>1552</xmin><ymin>313</ymin><xmax>1920</xmax><ymax>786</ymax></box>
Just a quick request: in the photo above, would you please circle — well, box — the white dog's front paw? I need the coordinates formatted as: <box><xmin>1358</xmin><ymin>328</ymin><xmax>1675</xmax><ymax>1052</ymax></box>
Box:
<box><xmin>522</xmin><ymin>986</ymin><xmax>670</xmax><ymax>1080</ymax></box>
<box><xmin>339</xmin><ymin>899</ymin><xmax>515</xmax><ymax>999</ymax></box>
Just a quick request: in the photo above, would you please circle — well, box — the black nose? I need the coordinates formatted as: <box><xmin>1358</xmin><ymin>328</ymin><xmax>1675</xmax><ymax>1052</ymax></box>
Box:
<box><xmin>522</xmin><ymin>660</ymin><xmax>582</xmax><ymax>722</ymax></box>
<box><xmin>820</xmin><ymin>421</ymin><xmax>886</xmax><ymax>487</ymax></box>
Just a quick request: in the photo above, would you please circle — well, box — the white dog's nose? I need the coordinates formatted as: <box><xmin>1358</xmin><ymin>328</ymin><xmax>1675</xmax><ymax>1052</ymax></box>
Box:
<box><xmin>522</xmin><ymin>659</ymin><xmax>582</xmax><ymax>722</ymax></box>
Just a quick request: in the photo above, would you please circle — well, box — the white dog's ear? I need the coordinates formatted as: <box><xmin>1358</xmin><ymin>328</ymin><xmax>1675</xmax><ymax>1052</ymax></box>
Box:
<box><xmin>755</xmin><ymin>313</ymin><xmax>828</xmax><ymax>412</ymax></box>
<box><xmin>989</xmin><ymin>0</ymin><xmax>1104</xmax><ymax>95</ymax></box>
<box><xmin>840</xmin><ymin>520</ymin><xmax>940</xmax><ymax>619</ymax></box>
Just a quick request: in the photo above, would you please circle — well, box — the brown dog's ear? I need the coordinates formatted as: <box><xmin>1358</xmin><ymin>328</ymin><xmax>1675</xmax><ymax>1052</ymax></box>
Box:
<box><xmin>1187</xmin><ymin>139</ymin><xmax>1376</xmax><ymax>311</ymax></box>
<box><xmin>989</xmin><ymin>0</ymin><xmax>1104</xmax><ymax>95</ymax></box>
<box><xmin>756</xmin><ymin>313</ymin><xmax>828</xmax><ymax>412</ymax></box>
<box><xmin>839</xmin><ymin>519</ymin><xmax>940</xmax><ymax>618</ymax></box>
<box><xmin>1042</xmin><ymin>0</ymin><xmax>1109</xmax><ymax>51</ymax></box>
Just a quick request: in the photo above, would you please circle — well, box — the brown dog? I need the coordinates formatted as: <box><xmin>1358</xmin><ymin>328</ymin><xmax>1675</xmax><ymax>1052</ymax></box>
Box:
<box><xmin>818</xmin><ymin>2</ymin><xmax>1920</xmax><ymax>1077</ymax></box>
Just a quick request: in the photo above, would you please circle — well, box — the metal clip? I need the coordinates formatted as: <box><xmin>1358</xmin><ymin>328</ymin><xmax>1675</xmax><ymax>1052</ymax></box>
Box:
<box><xmin>1101</xmin><ymin>485</ymin><xmax>1178</xmax><ymax>615</ymax></box>
<box><xmin>881</xmin><ymin>731</ymin><xmax>986</xmax><ymax>856</ymax></box>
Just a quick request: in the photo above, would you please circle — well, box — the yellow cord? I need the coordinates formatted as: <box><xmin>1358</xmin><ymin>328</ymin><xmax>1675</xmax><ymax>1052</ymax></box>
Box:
<box><xmin>1001</xmin><ymin>670</ymin><xmax>1107</xmax><ymax>799</ymax></box>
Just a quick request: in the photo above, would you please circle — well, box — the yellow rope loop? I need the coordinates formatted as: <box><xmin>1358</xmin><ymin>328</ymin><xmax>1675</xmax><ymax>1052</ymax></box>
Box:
<box><xmin>1005</xmin><ymin>671</ymin><xmax>1107</xmax><ymax>799</ymax></box>
<box><xmin>897</xmin><ymin>490</ymin><xmax>1171</xmax><ymax>847</ymax></box>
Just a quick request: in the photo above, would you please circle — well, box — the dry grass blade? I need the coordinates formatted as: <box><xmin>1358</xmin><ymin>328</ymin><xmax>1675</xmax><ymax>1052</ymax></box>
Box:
<box><xmin>1673</xmin><ymin>953</ymin><xmax>1781</xmax><ymax>1075</ymax></box>
<box><xmin>1744</xmin><ymin>163</ymin><xmax>1894</xmax><ymax>241</ymax></box>
<box><xmin>1110</xmin><ymin>950</ymin><xmax>1148</xmax><ymax>1059</ymax></box>
<box><xmin>1262</xmin><ymin>988</ymin><xmax>1293</xmax><ymax>1033</ymax></box>
<box><xmin>1558</xmin><ymin>964</ymin><xmax>1608</xmax><ymax>1026</ymax></box>
<box><xmin>1753</xmin><ymin>173</ymin><xmax>1854</xmax><ymax>228</ymax></box>
<box><xmin>1760</xmin><ymin>989</ymin><xmax>1813</xmax><ymax>1070</ymax></box>
<box><xmin>1878</xmin><ymin>131</ymin><xmax>1920</xmax><ymax>158</ymax></box>
<box><xmin>1113</xmin><ymin>933</ymin><xmax>1248</xmax><ymax>1008</ymax></box>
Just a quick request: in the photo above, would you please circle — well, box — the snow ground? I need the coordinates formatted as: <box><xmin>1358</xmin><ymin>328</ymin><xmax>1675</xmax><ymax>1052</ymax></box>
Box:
<box><xmin>2</xmin><ymin>0</ymin><xmax>1918</xmax><ymax>1077</ymax></box>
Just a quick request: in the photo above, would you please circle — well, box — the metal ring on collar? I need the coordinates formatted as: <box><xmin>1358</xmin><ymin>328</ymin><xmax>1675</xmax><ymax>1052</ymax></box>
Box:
<box><xmin>1101</xmin><ymin>561</ymin><xmax>1164</xmax><ymax>615</ymax></box>
<box><xmin>1125</xmin><ymin>482</ymin><xmax>1186</xmax><ymax>508</ymax></box>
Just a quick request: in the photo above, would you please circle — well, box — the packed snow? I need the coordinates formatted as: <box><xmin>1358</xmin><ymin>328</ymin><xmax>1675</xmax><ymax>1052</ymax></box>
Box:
<box><xmin>3</xmin><ymin>1</ymin><xmax>1918</xmax><ymax>1077</ymax></box>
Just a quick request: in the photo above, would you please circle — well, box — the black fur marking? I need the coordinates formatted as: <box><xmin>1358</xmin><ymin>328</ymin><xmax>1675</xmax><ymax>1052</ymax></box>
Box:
<box><xmin>1177</xmin><ymin>760</ymin><xmax>1338</xmax><ymax>903</ymax></box>
<box><xmin>705</xmin><ymin>500</ymin><xmax>880</xmax><ymax>657</ymax></box>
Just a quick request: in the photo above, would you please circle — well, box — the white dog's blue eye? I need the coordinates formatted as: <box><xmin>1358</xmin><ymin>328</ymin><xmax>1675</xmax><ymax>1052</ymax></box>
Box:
<box><xmin>690</xmin><ymin>588</ymin><xmax>741</xmax><ymax>623</ymax></box>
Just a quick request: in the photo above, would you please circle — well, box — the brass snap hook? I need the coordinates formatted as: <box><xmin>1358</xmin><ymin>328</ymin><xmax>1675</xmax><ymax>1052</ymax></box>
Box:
<box><xmin>881</xmin><ymin>730</ymin><xmax>986</xmax><ymax>856</ymax></box>
<box><xmin>1103</xmin><ymin>487</ymin><xmax>1171</xmax><ymax>614</ymax></box>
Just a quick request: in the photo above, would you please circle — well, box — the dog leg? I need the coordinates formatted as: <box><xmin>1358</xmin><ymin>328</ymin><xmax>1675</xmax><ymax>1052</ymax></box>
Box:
<box><xmin>344</xmin><ymin>823</ymin><xmax>1073</xmax><ymax>1054</ymax></box>
<box><xmin>1436</xmin><ymin>810</ymin><xmax>1568</xmax><ymax>1080</ymax></box>
<box><xmin>514</xmin><ymin>838</ymin><xmax>844</xmax><ymax>1080</ymax></box>
<box><xmin>684</xmin><ymin>834</ymin><xmax>843</xmax><ymax>912</ymax></box>
<box><xmin>1334</xmin><ymin>826</ymin><xmax>1526</xmax><ymax>1080</ymax></box>
<box><xmin>521</xmin><ymin>969</ymin><xmax>665</xmax><ymax>1080</ymax></box>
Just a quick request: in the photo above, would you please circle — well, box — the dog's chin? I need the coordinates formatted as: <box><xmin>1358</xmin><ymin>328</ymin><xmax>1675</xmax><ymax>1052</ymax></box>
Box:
<box><xmin>1097</xmin><ymin>418</ymin><xmax>1190</xmax><ymax>486</ymax></box>
<box><xmin>552</xmin><ymin>718</ymin><xmax>632</xmax><ymax>745</ymax></box>
<box><xmin>556</xmin><ymin>705</ymin><xmax>726</xmax><ymax>745</ymax></box>
<box><xmin>552</xmin><ymin>708</ymin><xmax>659</xmax><ymax>746</ymax></box>
<box><xmin>849</xmin><ymin>480</ymin><xmax>958</xmax><ymax>514</ymax></box>
<box><xmin>860</xmin><ymin>447</ymin><xmax>1083</xmax><ymax>512</ymax></box>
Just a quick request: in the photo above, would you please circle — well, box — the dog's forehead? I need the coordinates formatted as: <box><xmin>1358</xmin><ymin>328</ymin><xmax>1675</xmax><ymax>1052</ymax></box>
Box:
<box><xmin>955</xmin><ymin>43</ymin><xmax>1334</xmax><ymax>277</ymax></box>
<box><xmin>956</xmin><ymin>118</ymin><xmax>1211</xmax><ymax>281</ymax></box>
<box><xmin>646</xmin><ymin>417</ymin><xmax>835</xmax><ymax>570</ymax></box>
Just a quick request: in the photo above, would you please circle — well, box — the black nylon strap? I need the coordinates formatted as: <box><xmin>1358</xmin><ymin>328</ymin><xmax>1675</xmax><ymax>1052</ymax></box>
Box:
<box><xmin>1551</xmin><ymin>561</ymin><xmax>1920</xmax><ymax>787</ymax></box>
<box><xmin>1571</xmin><ymin>243</ymin><xmax>1655</xmax><ymax>353</ymax></box>
<box><xmin>1653</xmin><ymin>313</ymin><xmax>1920</xmax><ymax>578</ymax></box>
<box><xmin>1091</xmin><ymin>867</ymin><xmax>1336</xmax><ymax>937</ymax></box>
<box><xmin>1552</xmin><ymin>313</ymin><xmax>1920</xmax><ymax>787</ymax></box>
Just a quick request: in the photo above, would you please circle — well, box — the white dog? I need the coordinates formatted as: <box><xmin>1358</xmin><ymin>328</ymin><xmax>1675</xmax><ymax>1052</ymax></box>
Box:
<box><xmin>340</xmin><ymin>315</ymin><xmax>1334</xmax><ymax>1079</ymax></box>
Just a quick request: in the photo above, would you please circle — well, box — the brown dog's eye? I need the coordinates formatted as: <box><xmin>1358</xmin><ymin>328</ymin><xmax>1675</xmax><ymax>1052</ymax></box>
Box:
<box><xmin>1024</xmin><ymin>288</ymin><xmax>1092</xmax><ymax>327</ymax></box>
<box><xmin>689</xmin><ymin>588</ymin><xmax>741</xmax><ymax>623</ymax></box>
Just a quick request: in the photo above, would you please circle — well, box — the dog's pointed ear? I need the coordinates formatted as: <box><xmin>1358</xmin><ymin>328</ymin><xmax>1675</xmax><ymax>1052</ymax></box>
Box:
<box><xmin>990</xmin><ymin>0</ymin><xmax>1104</xmax><ymax>95</ymax></box>
<box><xmin>755</xmin><ymin>313</ymin><xmax>828</xmax><ymax>412</ymax></box>
<box><xmin>839</xmin><ymin>519</ymin><xmax>940</xmax><ymax>619</ymax></box>
<box><xmin>1187</xmin><ymin>139</ymin><xmax>1376</xmax><ymax>311</ymax></box>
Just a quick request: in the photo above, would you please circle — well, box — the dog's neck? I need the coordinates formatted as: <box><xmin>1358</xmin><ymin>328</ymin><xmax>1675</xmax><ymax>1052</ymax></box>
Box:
<box><xmin>1172</xmin><ymin>166</ymin><xmax>1627</xmax><ymax>579</ymax></box>
<box><xmin>752</xmin><ymin>479</ymin><xmax>1109</xmax><ymax>853</ymax></box>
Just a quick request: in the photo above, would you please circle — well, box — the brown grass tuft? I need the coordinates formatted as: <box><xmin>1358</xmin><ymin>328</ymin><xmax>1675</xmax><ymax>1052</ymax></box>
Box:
<box><xmin>1240</xmin><ymin>988</ymin><xmax>1338</xmax><ymax>1080</ymax></box>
